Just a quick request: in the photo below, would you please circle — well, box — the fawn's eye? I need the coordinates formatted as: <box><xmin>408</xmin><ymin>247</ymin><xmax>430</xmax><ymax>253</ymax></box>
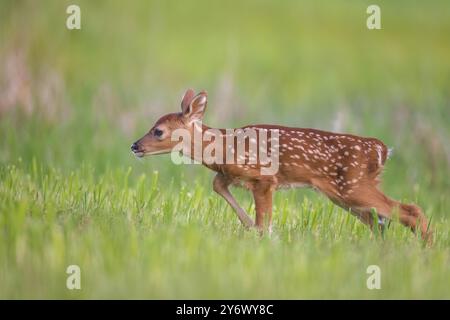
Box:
<box><xmin>154</xmin><ymin>128</ymin><xmax>163</xmax><ymax>137</ymax></box>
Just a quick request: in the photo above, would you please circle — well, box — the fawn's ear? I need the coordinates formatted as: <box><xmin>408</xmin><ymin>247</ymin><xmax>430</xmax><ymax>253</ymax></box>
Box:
<box><xmin>182</xmin><ymin>91</ymin><xmax>207</xmax><ymax>121</ymax></box>
<box><xmin>180</xmin><ymin>88</ymin><xmax>196</xmax><ymax>114</ymax></box>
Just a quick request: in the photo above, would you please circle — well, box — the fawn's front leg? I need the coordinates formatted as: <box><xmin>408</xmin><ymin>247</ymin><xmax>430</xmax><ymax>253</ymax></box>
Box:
<box><xmin>213</xmin><ymin>173</ymin><xmax>254</xmax><ymax>228</ymax></box>
<box><xmin>251</xmin><ymin>181</ymin><xmax>274</xmax><ymax>233</ymax></box>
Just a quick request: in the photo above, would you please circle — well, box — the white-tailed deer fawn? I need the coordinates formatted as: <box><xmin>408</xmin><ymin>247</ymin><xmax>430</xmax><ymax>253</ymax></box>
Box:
<box><xmin>132</xmin><ymin>89</ymin><xmax>432</xmax><ymax>243</ymax></box>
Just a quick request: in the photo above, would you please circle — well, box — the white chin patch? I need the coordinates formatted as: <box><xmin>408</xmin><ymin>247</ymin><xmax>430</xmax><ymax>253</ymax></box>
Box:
<box><xmin>133</xmin><ymin>151</ymin><xmax>145</xmax><ymax>158</ymax></box>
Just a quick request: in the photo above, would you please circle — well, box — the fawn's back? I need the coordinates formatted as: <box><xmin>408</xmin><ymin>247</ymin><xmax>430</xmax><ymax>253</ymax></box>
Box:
<box><xmin>217</xmin><ymin>125</ymin><xmax>388</xmax><ymax>198</ymax></box>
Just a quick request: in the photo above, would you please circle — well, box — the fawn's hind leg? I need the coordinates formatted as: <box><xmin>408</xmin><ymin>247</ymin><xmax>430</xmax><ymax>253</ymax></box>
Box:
<box><xmin>312</xmin><ymin>178</ymin><xmax>382</xmax><ymax>230</ymax></box>
<box><xmin>344</xmin><ymin>186</ymin><xmax>432</xmax><ymax>243</ymax></box>
<box><xmin>213</xmin><ymin>173</ymin><xmax>254</xmax><ymax>228</ymax></box>
<box><xmin>396</xmin><ymin>202</ymin><xmax>432</xmax><ymax>243</ymax></box>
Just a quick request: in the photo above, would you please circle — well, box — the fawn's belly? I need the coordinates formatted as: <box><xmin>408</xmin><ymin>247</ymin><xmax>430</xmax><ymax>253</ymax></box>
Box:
<box><xmin>227</xmin><ymin>173</ymin><xmax>312</xmax><ymax>191</ymax></box>
<box><xmin>276</xmin><ymin>182</ymin><xmax>311</xmax><ymax>190</ymax></box>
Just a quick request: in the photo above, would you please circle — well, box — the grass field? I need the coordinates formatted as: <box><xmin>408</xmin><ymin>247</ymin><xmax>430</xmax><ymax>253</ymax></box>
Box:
<box><xmin>1</xmin><ymin>0</ymin><xmax>449</xmax><ymax>299</ymax></box>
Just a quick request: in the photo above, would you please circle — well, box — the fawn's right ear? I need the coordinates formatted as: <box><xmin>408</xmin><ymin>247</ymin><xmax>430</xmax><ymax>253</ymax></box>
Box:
<box><xmin>180</xmin><ymin>89</ymin><xmax>196</xmax><ymax>114</ymax></box>
<box><xmin>182</xmin><ymin>90</ymin><xmax>207</xmax><ymax>122</ymax></box>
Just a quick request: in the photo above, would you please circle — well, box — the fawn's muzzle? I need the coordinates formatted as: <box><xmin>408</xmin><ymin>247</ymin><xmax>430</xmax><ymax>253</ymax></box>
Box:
<box><xmin>131</xmin><ymin>142</ymin><xmax>144</xmax><ymax>155</ymax></box>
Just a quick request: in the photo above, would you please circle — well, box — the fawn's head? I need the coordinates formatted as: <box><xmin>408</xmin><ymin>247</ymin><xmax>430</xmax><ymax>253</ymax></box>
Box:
<box><xmin>131</xmin><ymin>89</ymin><xmax>208</xmax><ymax>157</ymax></box>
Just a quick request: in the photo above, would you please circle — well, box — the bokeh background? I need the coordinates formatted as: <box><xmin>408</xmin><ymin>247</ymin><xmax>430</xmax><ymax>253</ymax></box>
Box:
<box><xmin>1</xmin><ymin>0</ymin><xmax>449</xmax><ymax>298</ymax></box>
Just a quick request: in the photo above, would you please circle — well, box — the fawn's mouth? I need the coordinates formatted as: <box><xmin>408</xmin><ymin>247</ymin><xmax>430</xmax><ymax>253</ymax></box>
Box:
<box><xmin>133</xmin><ymin>149</ymin><xmax>172</xmax><ymax>158</ymax></box>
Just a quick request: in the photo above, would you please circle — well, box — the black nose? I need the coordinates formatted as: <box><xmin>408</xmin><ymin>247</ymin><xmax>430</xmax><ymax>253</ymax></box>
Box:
<box><xmin>131</xmin><ymin>143</ymin><xmax>139</xmax><ymax>152</ymax></box>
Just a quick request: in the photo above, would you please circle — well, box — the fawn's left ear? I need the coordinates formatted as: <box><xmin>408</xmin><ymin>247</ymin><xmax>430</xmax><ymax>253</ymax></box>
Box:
<box><xmin>181</xmin><ymin>89</ymin><xmax>195</xmax><ymax>113</ymax></box>
<box><xmin>182</xmin><ymin>91</ymin><xmax>207</xmax><ymax>121</ymax></box>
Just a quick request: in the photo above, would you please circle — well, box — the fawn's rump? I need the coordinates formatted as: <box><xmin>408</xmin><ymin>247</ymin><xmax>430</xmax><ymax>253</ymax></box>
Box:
<box><xmin>365</xmin><ymin>139</ymin><xmax>389</xmax><ymax>180</ymax></box>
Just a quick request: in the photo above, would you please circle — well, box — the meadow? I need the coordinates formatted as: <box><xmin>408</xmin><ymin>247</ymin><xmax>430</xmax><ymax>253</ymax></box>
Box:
<box><xmin>0</xmin><ymin>0</ymin><xmax>449</xmax><ymax>299</ymax></box>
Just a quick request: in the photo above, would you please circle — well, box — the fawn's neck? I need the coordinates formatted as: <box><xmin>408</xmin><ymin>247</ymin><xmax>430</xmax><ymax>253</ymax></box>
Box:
<box><xmin>183</xmin><ymin>122</ymin><xmax>224</xmax><ymax>169</ymax></box>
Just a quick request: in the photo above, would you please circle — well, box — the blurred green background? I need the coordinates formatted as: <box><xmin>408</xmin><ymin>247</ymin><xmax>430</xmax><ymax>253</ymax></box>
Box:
<box><xmin>0</xmin><ymin>0</ymin><xmax>449</xmax><ymax>299</ymax></box>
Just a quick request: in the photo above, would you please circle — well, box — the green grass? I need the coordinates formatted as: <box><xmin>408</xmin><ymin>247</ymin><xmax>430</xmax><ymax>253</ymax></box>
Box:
<box><xmin>1</xmin><ymin>0</ymin><xmax>450</xmax><ymax>299</ymax></box>
<box><xmin>1</xmin><ymin>161</ymin><xmax>449</xmax><ymax>299</ymax></box>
